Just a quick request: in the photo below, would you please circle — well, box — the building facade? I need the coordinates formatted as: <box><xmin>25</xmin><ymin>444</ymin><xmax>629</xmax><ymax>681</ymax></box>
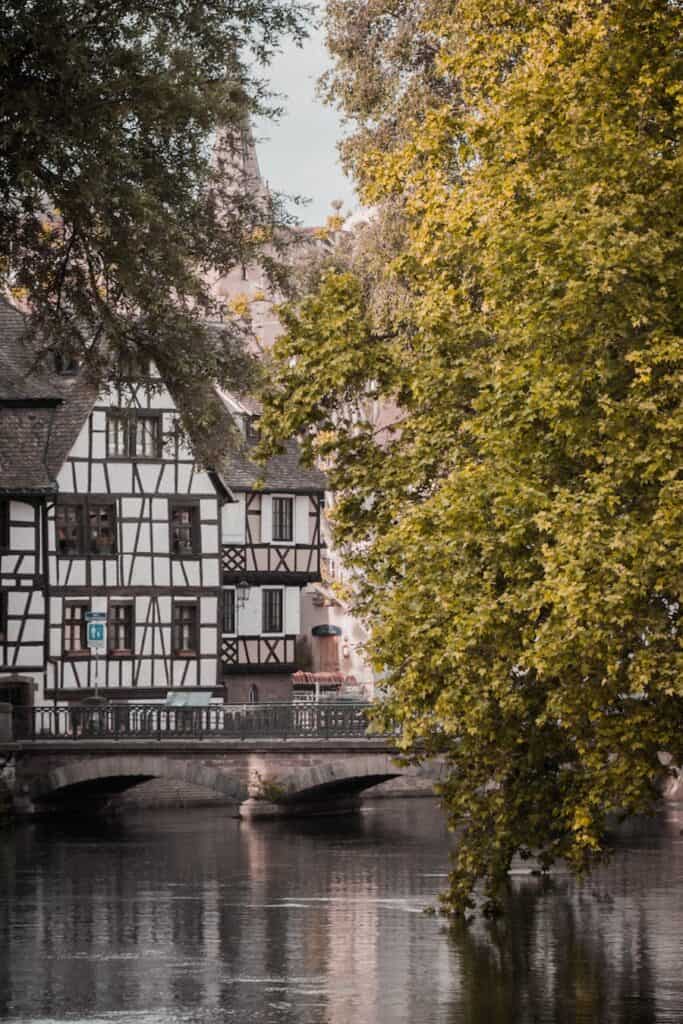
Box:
<box><xmin>0</xmin><ymin>298</ymin><xmax>325</xmax><ymax>710</ymax></box>
<box><xmin>216</xmin><ymin>390</ymin><xmax>326</xmax><ymax>702</ymax></box>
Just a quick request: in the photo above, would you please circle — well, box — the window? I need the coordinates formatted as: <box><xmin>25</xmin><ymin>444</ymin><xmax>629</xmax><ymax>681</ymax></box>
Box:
<box><xmin>117</xmin><ymin>354</ymin><xmax>152</xmax><ymax>380</ymax></box>
<box><xmin>246</xmin><ymin>416</ymin><xmax>261</xmax><ymax>443</ymax></box>
<box><xmin>262</xmin><ymin>588</ymin><xmax>283</xmax><ymax>634</ymax></box>
<box><xmin>272</xmin><ymin>496</ymin><xmax>293</xmax><ymax>542</ymax></box>
<box><xmin>64</xmin><ymin>603</ymin><xmax>88</xmax><ymax>654</ymax></box>
<box><xmin>173</xmin><ymin>603</ymin><xmax>197</xmax><ymax>656</ymax></box>
<box><xmin>56</xmin><ymin>500</ymin><xmax>116</xmax><ymax>557</ymax></box>
<box><xmin>54</xmin><ymin>352</ymin><xmax>79</xmax><ymax>375</ymax></box>
<box><xmin>109</xmin><ymin>604</ymin><xmax>133</xmax><ymax>654</ymax></box>
<box><xmin>0</xmin><ymin>591</ymin><xmax>6</xmax><ymax>642</ymax></box>
<box><xmin>56</xmin><ymin>503</ymin><xmax>84</xmax><ymax>556</ymax></box>
<box><xmin>170</xmin><ymin>503</ymin><xmax>200</xmax><ymax>556</ymax></box>
<box><xmin>0</xmin><ymin>501</ymin><xmax>9</xmax><ymax>549</ymax></box>
<box><xmin>135</xmin><ymin>415</ymin><xmax>161</xmax><ymax>458</ymax></box>
<box><xmin>106</xmin><ymin>411</ymin><xmax>162</xmax><ymax>458</ymax></box>
<box><xmin>88</xmin><ymin>504</ymin><xmax>116</xmax><ymax>555</ymax></box>
<box><xmin>222</xmin><ymin>589</ymin><xmax>235</xmax><ymax>635</ymax></box>
<box><xmin>107</xmin><ymin>412</ymin><xmax>129</xmax><ymax>456</ymax></box>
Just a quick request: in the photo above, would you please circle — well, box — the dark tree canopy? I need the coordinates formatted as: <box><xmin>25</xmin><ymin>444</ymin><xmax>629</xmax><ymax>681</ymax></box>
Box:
<box><xmin>260</xmin><ymin>0</ymin><xmax>683</xmax><ymax>915</ymax></box>
<box><xmin>0</xmin><ymin>0</ymin><xmax>308</xmax><ymax>432</ymax></box>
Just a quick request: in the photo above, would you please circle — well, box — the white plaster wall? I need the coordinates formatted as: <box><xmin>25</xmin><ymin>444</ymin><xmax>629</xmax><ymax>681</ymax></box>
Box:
<box><xmin>69</xmin><ymin>422</ymin><xmax>90</xmax><ymax>460</ymax></box>
<box><xmin>285</xmin><ymin>587</ymin><xmax>301</xmax><ymax>634</ymax></box>
<box><xmin>221</xmin><ymin>496</ymin><xmax>245</xmax><ymax>543</ymax></box>
<box><xmin>200</xmin><ymin>522</ymin><xmax>218</xmax><ymax>555</ymax></box>
<box><xmin>261</xmin><ymin>495</ymin><xmax>272</xmax><ymax>543</ymax></box>
<box><xmin>11</xmin><ymin>502</ymin><xmax>35</xmax><ymax>523</ymax></box>
<box><xmin>295</xmin><ymin>496</ymin><xmax>309</xmax><ymax>544</ymax></box>
<box><xmin>239</xmin><ymin>589</ymin><xmax>261</xmax><ymax>634</ymax></box>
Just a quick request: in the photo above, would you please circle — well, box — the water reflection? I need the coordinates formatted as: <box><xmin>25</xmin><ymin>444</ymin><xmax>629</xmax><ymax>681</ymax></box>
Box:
<box><xmin>0</xmin><ymin>801</ymin><xmax>681</xmax><ymax>1023</ymax></box>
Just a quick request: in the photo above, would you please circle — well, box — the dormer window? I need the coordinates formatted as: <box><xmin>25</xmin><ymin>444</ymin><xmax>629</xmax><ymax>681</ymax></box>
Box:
<box><xmin>54</xmin><ymin>352</ymin><xmax>79</xmax><ymax>375</ymax></box>
<box><xmin>117</xmin><ymin>354</ymin><xmax>152</xmax><ymax>379</ymax></box>
<box><xmin>246</xmin><ymin>416</ymin><xmax>261</xmax><ymax>444</ymax></box>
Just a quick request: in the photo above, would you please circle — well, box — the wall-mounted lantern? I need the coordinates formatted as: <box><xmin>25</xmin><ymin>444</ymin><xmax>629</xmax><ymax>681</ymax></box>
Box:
<box><xmin>236</xmin><ymin>579</ymin><xmax>251</xmax><ymax>608</ymax></box>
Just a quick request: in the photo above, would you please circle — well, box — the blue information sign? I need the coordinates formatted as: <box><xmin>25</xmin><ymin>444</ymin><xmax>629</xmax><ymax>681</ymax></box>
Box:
<box><xmin>87</xmin><ymin>621</ymin><xmax>106</xmax><ymax>649</ymax></box>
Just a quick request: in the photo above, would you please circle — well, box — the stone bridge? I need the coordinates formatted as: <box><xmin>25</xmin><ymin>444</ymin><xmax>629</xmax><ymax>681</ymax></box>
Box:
<box><xmin>7</xmin><ymin>738</ymin><xmax>444</xmax><ymax>817</ymax></box>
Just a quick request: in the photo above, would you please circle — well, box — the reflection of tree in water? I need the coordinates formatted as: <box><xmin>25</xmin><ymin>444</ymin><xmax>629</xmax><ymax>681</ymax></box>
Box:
<box><xmin>447</xmin><ymin>874</ymin><xmax>657</xmax><ymax>1024</ymax></box>
<box><xmin>2</xmin><ymin>804</ymin><xmax>679</xmax><ymax>1024</ymax></box>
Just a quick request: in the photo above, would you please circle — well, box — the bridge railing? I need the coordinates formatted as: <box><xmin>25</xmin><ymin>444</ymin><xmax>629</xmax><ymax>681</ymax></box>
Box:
<box><xmin>16</xmin><ymin>702</ymin><xmax>377</xmax><ymax>741</ymax></box>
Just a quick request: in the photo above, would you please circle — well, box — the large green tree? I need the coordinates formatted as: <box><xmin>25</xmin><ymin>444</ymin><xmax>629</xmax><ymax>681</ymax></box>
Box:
<box><xmin>259</xmin><ymin>0</ymin><xmax>683</xmax><ymax>914</ymax></box>
<box><xmin>0</xmin><ymin>0</ymin><xmax>307</xmax><ymax>428</ymax></box>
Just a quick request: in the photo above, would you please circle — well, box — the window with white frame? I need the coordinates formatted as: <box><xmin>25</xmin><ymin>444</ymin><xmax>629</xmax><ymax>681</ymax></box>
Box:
<box><xmin>271</xmin><ymin>496</ymin><xmax>293</xmax><ymax>542</ymax></box>
<box><xmin>262</xmin><ymin>588</ymin><xmax>283</xmax><ymax>634</ymax></box>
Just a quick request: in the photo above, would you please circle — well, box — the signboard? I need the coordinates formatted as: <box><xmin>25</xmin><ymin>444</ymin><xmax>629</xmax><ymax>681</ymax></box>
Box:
<box><xmin>85</xmin><ymin>612</ymin><xmax>107</xmax><ymax>650</ymax></box>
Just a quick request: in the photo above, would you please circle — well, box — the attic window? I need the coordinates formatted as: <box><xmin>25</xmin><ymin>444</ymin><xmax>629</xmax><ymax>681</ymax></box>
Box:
<box><xmin>117</xmin><ymin>354</ymin><xmax>151</xmax><ymax>379</ymax></box>
<box><xmin>246</xmin><ymin>416</ymin><xmax>261</xmax><ymax>443</ymax></box>
<box><xmin>54</xmin><ymin>352</ymin><xmax>79</xmax><ymax>375</ymax></box>
<box><xmin>107</xmin><ymin>410</ymin><xmax>162</xmax><ymax>458</ymax></box>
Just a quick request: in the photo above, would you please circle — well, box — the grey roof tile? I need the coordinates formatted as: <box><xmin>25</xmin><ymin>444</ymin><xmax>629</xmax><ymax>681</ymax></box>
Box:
<box><xmin>216</xmin><ymin>390</ymin><xmax>327</xmax><ymax>493</ymax></box>
<box><xmin>0</xmin><ymin>298</ymin><xmax>325</xmax><ymax>497</ymax></box>
<box><xmin>0</xmin><ymin>406</ymin><xmax>56</xmax><ymax>492</ymax></box>
<box><xmin>0</xmin><ymin>297</ymin><xmax>98</xmax><ymax>492</ymax></box>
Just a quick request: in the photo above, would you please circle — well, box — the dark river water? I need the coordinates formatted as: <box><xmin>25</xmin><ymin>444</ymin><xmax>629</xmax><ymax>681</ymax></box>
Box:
<box><xmin>1</xmin><ymin>798</ymin><xmax>682</xmax><ymax>1024</ymax></box>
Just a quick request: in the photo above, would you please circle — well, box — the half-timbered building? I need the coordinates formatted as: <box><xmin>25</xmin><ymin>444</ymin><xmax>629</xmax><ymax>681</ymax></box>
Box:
<box><xmin>0</xmin><ymin>297</ymin><xmax>326</xmax><ymax>707</ymax></box>
<box><xmin>0</xmin><ymin>299</ymin><xmax>61</xmax><ymax>721</ymax></box>
<box><xmin>215</xmin><ymin>391</ymin><xmax>327</xmax><ymax>702</ymax></box>
<box><xmin>44</xmin><ymin>363</ymin><xmax>233</xmax><ymax>703</ymax></box>
<box><xmin>0</xmin><ymin>299</ymin><xmax>103</xmax><ymax>714</ymax></box>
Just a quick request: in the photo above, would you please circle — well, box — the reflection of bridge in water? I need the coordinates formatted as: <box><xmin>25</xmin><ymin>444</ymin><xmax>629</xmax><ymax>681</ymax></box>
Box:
<box><xmin>1</xmin><ymin>703</ymin><xmax>443</xmax><ymax>817</ymax></box>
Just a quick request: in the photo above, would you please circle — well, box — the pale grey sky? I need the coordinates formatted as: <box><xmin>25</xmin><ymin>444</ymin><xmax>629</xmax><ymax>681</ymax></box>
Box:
<box><xmin>254</xmin><ymin>25</ymin><xmax>358</xmax><ymax>227</ymax></box>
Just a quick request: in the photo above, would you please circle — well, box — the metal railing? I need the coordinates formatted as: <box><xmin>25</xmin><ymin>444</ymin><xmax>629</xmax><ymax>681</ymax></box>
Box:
<box><xmin>13</xmin><ymin>702</ymin><xmax>377</xmax><ymax>741</ymax></box>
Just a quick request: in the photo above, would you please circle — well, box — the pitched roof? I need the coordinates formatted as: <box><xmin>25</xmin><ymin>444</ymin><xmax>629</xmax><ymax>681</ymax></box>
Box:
<box><xmin>0</xmin><ymin>298</ymin><xmax>99</xmax><ymax>493</ymax></box>
<box><xmin>0</xmin><ymin>298</ymin><xmax>325</xmax><ymax>497</ymax></box>
<box><xmin>216</xmin><ymin>389</ymin><xmax>327</xmax><ymax>493</ymax></box>
<box><xmin>0</xmin><ymin>298</ymin><xmax>62</xmax><ymax>403</ymax></box>
<box><xmin>0</xmin><ymin>405</ymin><xmax>57</xmax><ymax>493</ymax></box>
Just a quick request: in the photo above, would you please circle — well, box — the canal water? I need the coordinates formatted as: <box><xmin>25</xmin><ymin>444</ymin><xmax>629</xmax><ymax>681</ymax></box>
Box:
<box><xmin>0</xmin><ymin>799</ymin><xmax>681</xmax><ymax>1024</ymax></box>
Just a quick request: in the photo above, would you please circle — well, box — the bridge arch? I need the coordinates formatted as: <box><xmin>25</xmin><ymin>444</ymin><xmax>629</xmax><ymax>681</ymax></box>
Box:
<box><xmin>31</xmin><ymin>755</ymin><xmax>246</xmax><ymax>806</ymax></box>
<box><xmin>249</xmin><ymin>754</ymin><xmax>442</xmax><ymax>807</ymax></box>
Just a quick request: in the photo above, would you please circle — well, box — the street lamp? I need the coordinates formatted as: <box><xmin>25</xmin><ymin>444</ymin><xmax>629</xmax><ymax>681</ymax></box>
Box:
<box><xmin>236</xmin><ymin>579</ymin><xmax>251</xmax><ymax>608</ymax></box>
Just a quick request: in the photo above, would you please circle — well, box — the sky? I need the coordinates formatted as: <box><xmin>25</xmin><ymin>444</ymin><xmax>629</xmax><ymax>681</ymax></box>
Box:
<box><xmin>253</xmin><ymin>25</ymin><xmax>358</xmax><ymax>228</ymax></box>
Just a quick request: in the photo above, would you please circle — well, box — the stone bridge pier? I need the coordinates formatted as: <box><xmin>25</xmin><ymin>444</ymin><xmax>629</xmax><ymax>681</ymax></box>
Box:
<box><xmin>10</xmin><ymin>739</ymin><xmax>444</xmax><ymax>817</ymax></box>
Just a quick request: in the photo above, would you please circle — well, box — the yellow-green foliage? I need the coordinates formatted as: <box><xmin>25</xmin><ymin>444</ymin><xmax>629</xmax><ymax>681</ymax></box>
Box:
<box><xmin>260</xmin><ymin>0</ymin><xmax>683</xmax><ymax>915</ymax></box>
